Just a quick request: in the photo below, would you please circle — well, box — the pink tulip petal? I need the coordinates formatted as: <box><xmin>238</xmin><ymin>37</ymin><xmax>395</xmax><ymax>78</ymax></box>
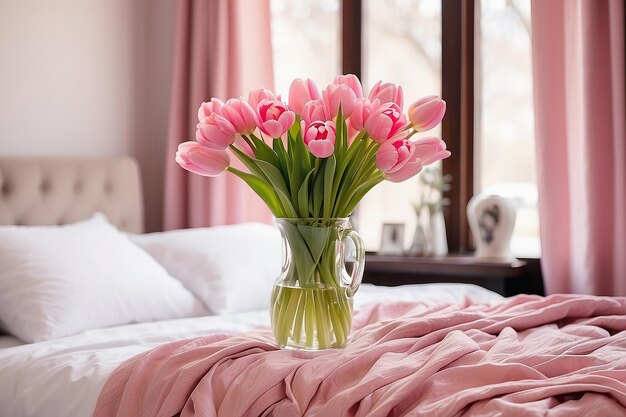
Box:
<box><xmin>396</xmin><ymin>86</ymin><xmax>404</xmax><ymax>110</ymax></box>
<box><xmin>421</xmin><ymin>150</ymin><xmax>451</xmax><ymax>166</ymax></box>
<box><xmin>278</xmin><ymin>111</ymin><xmax>296</xmax><ymax>132</ymax></box>
<box><xmin>178</xmin><ymin>141</ymin><xmax>197</xmax><ymax>153</ymax></box>
<box><xmin>376</xmin><ymin>145</ymin><xmax>400</xmax><ymax>172</ymax></box>
<box><xmin>289</xmin><ymin>78</ymin><xmax>321</xmax><ymax>114</ymax></box>
<box><xmin>368</xmin><ymin>81</ymin><xmax>403</xmax><ymax>109</ymax></box>
<box><xmin>409</xmin><ymin>96</ymin><xmax>446</xmax><ymax>132</ymax></box>
<box><xmin>176</xmin><ymin>142</ymin><xmax>229</xmax><ymax>177</ymax></box>
<box><xmin>197</xmin><ymin>98</ymin><xmax>224</xmax><ymax>122</ymax></box>
<box><xmin>302</xmin><ymin>99</ymin><xmax>330</xmax><ymax>125</ymax></box>
<box><xmin>248</xmin><ymin>89</ymin><xmax>277</xmax><ymax>111</ymax></box>
<box><xmin>262</xmin><ymin>119</ymin><xmax>284</xmax><ymax>138</ymax></box>
<box><xmin>385</xmin><ymin>158</ymin><xmax>423</xmax><ymax>182</ymax></box>
<box><xmin>334</xmin><ymin>74</ymin><xmax>363</xmax><ymax>99</ymax></box>
<box><xmin>323</xmin><ymin>84</ymin><xmax>357</xmax><ymax>118</ymax></box>
<box><xmin>412</xmin><ymin>137</ymin><xmax>447</xmax><ymax>163</ymax></box>
<box><xmin>366</xmin><ymin>115</ymin><xmax>393</xmax><ymax>143</ymax></box>
<box><xmin>308</xmin><ymin>139</ymin><xmax>334</xmax><ymax>158</ymax></box>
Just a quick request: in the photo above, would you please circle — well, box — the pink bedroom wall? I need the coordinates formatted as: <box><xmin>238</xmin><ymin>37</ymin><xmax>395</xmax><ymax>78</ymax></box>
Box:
<box><xmin>0</xmin><ymin>0</ymin><xmax>176</xmax><ymax>232</ymax></box>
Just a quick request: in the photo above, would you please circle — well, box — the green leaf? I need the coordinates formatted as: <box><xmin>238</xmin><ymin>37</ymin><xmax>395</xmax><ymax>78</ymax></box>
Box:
<box><xmin>281</xmin><ymin>221</ymin><xmax>317</xmax><ymax>283</ymax></box>
<box><xmin>289</xmin><ymin>155</ymin><xmax>304</xmax><ymax>209</ymax></box>
<box><xmin>230</xmin><ymin>145</ymin><xmax>268</xmax><ymax>178</ymax></box>
<box><xmin>288</xmin><ymin>125</ymin><xmax>312</xmax><ymax>209</ymax></box>
<box><xmin>341</xmin><ymin>175</ymin><xmax>384</xmax><ymax>216</ymax></box>
<box><xmin>311</xmin><ymin>160</ymin><xmax>325</xmax><ymax>218</ymax></box>
<box><xmin>248</xmin><ymin>134</ymin><xmax>280</xmax><ymax>166</ymax></box>
<box><xmin>293</xmin><ymin>127</ymin><xmax>311</xmax><ymax>172</ymax></box>
<box><xmin>273</xmin><ymin>138</ymin><xmax>289</xmax><ymax>180</ymax></box>
<box><xmin>335</xmin><ymin>107</ymin><xmax>345</xmax><ymax>160</ymax></box>
<box><xmin>334</xmin><ymin>139</ymin><xmax>375</xmax><ymax>209</ymax></box>
<box><xmin>296</xmin><ymin>222</ymin><xmax>331</xmax><ymax>266</ymax></box>
<box><xmin>323</xmin><ymin>155</ymin><xmax>336</xmax><ymax>219</ymax></box>
<box><xmin>297</xmin><ymin>169</ymin><xmax>315</xmax><ymax>218</ymax></box>
<box><xmin>255</xmin><ymin>159</ymin><xmax>298</xmax><ymax>218</ymax></box>
<box><xmin>288</xmin><ymin>118</ymin><xmax>300</xmax><ymax>138</ymax></box>
<box><xmin>227</xmin><ymin>167</ymin><xmax>282</xmax><ymax>215</ymax></box>
<box><xmin>230</xmin><ymin>146</ymin><xmax>296</xmax><ymax>217</ymax></box>
<box><xmin>331</xmin><ymin>136</ymin><xmax>365</xmax><ymax>210</ymax></box>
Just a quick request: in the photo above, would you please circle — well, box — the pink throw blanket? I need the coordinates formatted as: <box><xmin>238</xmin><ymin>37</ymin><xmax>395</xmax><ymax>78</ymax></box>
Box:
<box><xmin>94</xmin><ymin>295</ymin><xmax>626</xmax><ymax>417</ymax></box>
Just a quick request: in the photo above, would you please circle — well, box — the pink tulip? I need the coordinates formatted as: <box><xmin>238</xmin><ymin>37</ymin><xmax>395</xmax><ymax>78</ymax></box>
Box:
<box><xmin>256</xmin><ymin>99</ymin><xmax>296</xmax><ymax>138</ymax></box>
<box><xmin>233</xmin><ymin>135</ymin><xmax>254</xmax><ymax>157</ymax></box>
<box><xmin>248</xmin><ymin>88</ymin><xmax>278</xmax><ymax>111</ymax></box>
<box><xmin>375</xmin><ymin>137</ymin><xmax>421</xmax><ymax>183</ymax></box>
<box><xmin>345</xmin><ymin>118</ymin><xmax>360</xmax><ymax>144</ymax></box>
<box><xmin>197</xmin><ymin>98</ymin><xmax>224</xmax><ymax>122</ymax></box>
<box><xmin>322</xmin><ymin>83</ymin><xmax>357</xmax><ymax>118</ymax></box>
<box><xmin>301</xmin><ymin>99</ymin><xmax>331</xmax><ymax>125</ymax></box>
<box><xmin>413</xmin><ymin>136</ymin><xmax>451</xmax><ymax>165</ymax></box>
<box><xmin>288</xmin><ymin>78</ymin><xmax>321</xmax><ymax>114</ymax></box>
<box><xmin>196</xmin><ymin>113</ymin><xmax>237</xmax><ymax>149</ymax></box>
<box><xmin>350</xmin><ymin>98</ymin><xmax>379</xmax><ymax>132</ymax></box>
<box><xmin>375</xmin><ymin>136</ymin><xmax>450</xmax><ymax>182</ymax></box>
<box><xmin>408</xmin><ymin>95</ymin><xmax>446</xmax><ymax>132</ymax></box>
<box><xmin>368</xmin><ymin>81</ymin><xmax>404</xmax><ymax>109</ymax></box>
<box><xmin>301</xmin><ymin>120</ymin><xmax>336</xmax><ymax>158</ymax></box>
<box><xmin>365</xmin><ymin>103</ymin><xmax>407</xmax><ymax>143</ymax></box>
<box><xmin>221</xmin><ymin>98</ymin><xmax>257</xmax><ymax>135</ymax></box>
<box><xmin>176</xmin><ymin>141</ymin><xmax>230</xmax><ymax>177</ymax></box>
<box><xmin>334</xmin><ymin>74</ymin><xmax>363</xmax><ymax>99</ymax></box>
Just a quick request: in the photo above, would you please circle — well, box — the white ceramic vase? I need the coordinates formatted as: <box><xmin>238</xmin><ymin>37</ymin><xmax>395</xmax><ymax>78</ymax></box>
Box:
<box><xmin>407</xmin><ymin>223</ymin><xmax>428</xmax><ymax>256</ymax></box>
<box><xmin>467</xmin><ymin>194</ymin><xmax>517</xmax><ymax>261</ymax></box>
<box><xmin>428</xmin><ymin>210</ymin><xmax>448</xmax><ymax>256</ymax></box>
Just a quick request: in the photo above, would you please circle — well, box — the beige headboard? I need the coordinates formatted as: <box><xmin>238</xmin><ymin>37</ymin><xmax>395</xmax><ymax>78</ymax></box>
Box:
<box><xmin>0</xmin><ymin>158</ymin><xmax>144</xmax><ymax>233</ymax></box>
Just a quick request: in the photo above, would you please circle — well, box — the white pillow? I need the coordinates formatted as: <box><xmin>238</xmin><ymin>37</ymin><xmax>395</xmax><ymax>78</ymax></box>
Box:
<box><xmin>0</xmin><ymin>214</ymin><xmax>207</xmax><ymax>343</ymax></box>
<box><xmin>130</xmin><ymin>223</ymin><xmax>282</xmax><ymax>314</ymax></box>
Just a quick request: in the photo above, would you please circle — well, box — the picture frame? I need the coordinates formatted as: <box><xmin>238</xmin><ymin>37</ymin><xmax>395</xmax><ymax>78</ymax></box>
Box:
<box><xmin>378</xmin><ymin>223</ymin><xmax>405</xmax><ymax>255</ymax></box>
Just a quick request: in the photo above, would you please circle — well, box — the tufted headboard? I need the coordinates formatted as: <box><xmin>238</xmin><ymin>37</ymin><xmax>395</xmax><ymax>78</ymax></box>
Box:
<box><xmin>0</xmin><ymin>158</ymin><xmax>144</xmax><ymax>233</ymax></box>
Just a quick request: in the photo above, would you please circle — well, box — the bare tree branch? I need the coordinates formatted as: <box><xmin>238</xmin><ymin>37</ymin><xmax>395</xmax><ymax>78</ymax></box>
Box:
<box><xmin>506</xmin><ymin>0</ymin><xmax>531</xmax><ymax>36</ymax></box>
<box><xmin>367</xmin><ymin>0</ymin><xmax>440</xmax><ymax>75</ymax></box>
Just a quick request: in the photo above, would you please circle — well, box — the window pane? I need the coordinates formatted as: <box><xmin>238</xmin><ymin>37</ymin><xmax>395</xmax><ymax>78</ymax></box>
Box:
<box><xmin>360</xmin><ymin>0</ymin><xmax>442</xmax><ymax>251</ymax></box>
<box><xmin>270</xmin><ymin>0</ymin><xmax>341</xmax><ymax>97</ymax></box>
<box><xmin>477</xmin><ymin>0</ymin><xmax>540</xmax><ymax>257</ymax></box>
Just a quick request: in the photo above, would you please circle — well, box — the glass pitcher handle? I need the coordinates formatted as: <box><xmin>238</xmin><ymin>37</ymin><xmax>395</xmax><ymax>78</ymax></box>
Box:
<box><xmin>343</xmin><ymin>228</ymin><xmax>365</xmax><ymax>297</ymax></box>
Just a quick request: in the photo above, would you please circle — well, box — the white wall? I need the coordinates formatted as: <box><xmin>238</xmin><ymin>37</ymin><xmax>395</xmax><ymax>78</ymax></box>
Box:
<box><xmin>0</xmin><ymin>0</ymin><xmax>176</xmax><ymax>231</ymax></box>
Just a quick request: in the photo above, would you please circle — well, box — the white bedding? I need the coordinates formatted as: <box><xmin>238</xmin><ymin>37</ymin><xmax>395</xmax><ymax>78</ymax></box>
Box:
<box><xmin>0</xmin><ymin>284</ymin><xmax>504</xmax><ymax>417</ymax></box>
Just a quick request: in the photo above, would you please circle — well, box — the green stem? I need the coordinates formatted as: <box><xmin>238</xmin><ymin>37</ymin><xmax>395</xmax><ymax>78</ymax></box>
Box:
<box><xmin>304</xmin><ymin>290</ymin><xmax>315</xmax><ymax>347</ymax></box>
<box><xmin>333</xmin><ymin>140</ymin><xmax>377</xmax><ymax>216</ymax></box>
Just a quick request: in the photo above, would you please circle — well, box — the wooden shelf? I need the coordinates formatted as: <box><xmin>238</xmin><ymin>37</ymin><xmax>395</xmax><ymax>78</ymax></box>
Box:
<box><xmin>363</xmin><ymin>253</ymin><xmax>543</xmax><ymax>297</ymax></box>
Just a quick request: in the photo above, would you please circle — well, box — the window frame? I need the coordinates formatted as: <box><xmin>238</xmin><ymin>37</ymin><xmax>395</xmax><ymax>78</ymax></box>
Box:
<box><xmin>343</xmin><ymin>0</ymin><xmax>475</xmax><ymax>254</ymax></box>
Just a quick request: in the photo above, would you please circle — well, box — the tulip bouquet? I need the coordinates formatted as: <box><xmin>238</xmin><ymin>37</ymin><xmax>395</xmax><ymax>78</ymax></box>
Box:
<box><xmin>176</xmin><ymin>74</ymin><xmax>449</xmax><ymax>349</ymax></box>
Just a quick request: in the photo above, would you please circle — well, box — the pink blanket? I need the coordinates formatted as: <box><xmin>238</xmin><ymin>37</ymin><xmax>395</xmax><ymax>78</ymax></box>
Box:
<box><xmin>94</xmin><ymin>294</ymin><xmax>626</xmax><ymax>417</ymax></box>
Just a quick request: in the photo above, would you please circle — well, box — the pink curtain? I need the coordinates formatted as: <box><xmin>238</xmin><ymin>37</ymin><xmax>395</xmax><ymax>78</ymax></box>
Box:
<box><xmin>163</xmin><ymin>0</ymin><xmax>274</xmax><ymax>230</ymax></box>
<box><xmin>531</xmin><ymin>0</ymin><xmax>626</xmax><ymax>295</ymax></box>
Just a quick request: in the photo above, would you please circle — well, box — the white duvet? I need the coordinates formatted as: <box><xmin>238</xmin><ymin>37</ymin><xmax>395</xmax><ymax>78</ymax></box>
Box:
<box><xmin>0</xmin><ymin>284</ymin><xmax>504</xmax><ymax>417</ymax></box>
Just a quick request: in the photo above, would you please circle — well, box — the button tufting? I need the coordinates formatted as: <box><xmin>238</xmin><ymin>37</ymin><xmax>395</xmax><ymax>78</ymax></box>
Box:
<box><xmin>2</xmin><ymin>182</ymin><xmax>10</xmax><ymax>195</ymax></box>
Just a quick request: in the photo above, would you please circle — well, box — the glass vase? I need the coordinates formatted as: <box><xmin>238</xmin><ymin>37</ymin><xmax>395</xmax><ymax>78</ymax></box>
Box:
<box><xmin>270</xmin><ymin>218</ymin><xmax>365</xmax><ymax>350</ymax></box>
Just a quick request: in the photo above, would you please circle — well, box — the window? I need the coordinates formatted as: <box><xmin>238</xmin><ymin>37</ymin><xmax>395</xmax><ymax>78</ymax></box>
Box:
<box><xmin>359</xmin><ymin>0</ymin><xmax>442</xmax><ymax>250</ymax></box>
<box><xmin>270</xmin><ymin>0</ymin><xmax>540</xmax><ymax>257</ymax></box>
<box><xmin>476</xmin><ymin>0</ymin><xmax>539</xmax><ymax>257</ymax></box>
<box><xmin>270</xmin><ymin>0</ymin><xmax>341</xmax><ymax>96</ymax></box>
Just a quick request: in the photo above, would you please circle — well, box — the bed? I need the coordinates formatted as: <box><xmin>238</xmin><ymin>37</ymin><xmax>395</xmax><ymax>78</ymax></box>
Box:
<box><xmin>0</xmin><ymin>158</ymin><xmax>625</xmax><ymax>417</ymax></box>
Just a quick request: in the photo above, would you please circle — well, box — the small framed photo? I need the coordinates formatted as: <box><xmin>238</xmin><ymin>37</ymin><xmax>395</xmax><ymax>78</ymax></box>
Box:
<box><xmin>378</xmin><ymin>223</ymin><xmax>405</xmax><ymax>255</ymax></box>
